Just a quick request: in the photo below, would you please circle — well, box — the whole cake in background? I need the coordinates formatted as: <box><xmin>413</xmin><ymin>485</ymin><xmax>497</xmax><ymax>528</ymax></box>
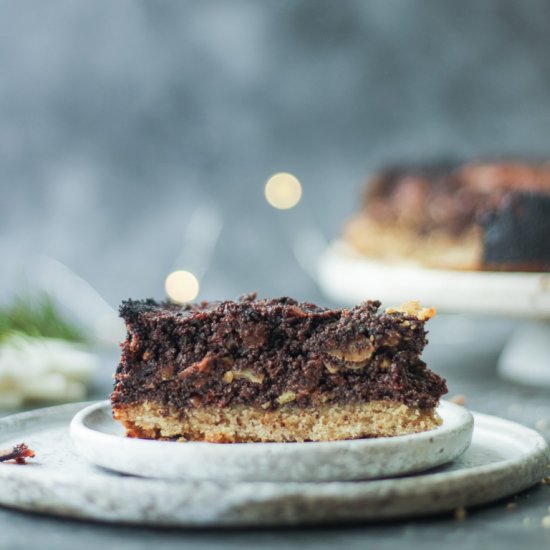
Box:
<box><xmin>112</xmin><ymin>294</ymin><xmax>447</xmax><ymax>443</ymax></box>
<box><xmin>344</xmin><ymin>160</ymin><xmax>550</xmax><ymax>271</ymax></box>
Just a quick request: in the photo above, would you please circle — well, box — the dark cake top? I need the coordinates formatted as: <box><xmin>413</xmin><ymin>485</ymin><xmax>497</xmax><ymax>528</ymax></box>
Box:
<box><xmin>363</xmin><ymin>159</ymin><xmax>550</xmax><ymax>236</ymax></box>
<box><xmin>119</xmin><ymin>294</ymin><xmax>436</xmax><ymax>340</ymax></box>
<box><xmin>121</xmin><ymin>293</ymin><xmax>340</xmax><ymax>323</ymax></box>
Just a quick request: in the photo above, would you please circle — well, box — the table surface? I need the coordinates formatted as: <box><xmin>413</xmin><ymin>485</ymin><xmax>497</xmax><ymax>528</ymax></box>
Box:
<box><xmin>1</xmin><ymin>316</ymin><xmax>550</xmax><ymax>549</ymax></box>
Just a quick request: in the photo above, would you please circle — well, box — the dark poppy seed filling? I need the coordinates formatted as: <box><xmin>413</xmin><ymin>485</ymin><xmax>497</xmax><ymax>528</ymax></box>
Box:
<box><xmin>112</xmin><ymin>294</ymin><xmax>446</xmax><ymax>412</ymax></box>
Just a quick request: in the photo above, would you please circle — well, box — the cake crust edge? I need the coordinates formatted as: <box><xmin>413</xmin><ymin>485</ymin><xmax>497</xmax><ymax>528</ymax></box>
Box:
<box><xmin>113</xmin><ymin>400</ymin><xmax>442</xmax><ymax>443</ymax></box>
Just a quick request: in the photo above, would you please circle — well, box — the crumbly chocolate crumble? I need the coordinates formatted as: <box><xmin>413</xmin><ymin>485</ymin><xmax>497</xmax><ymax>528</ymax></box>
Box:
<box><xmin>112</xmin><ymin>294</ymin><xmax>447</xmax><ymax>415</ymax></box>
<box><xmin>0</xmin><ymin>443</ymin><xmax>35</xmax><ymax>464</ymax></box>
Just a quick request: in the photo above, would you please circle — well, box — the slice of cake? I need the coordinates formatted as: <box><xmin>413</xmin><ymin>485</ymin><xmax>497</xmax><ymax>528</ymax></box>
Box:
<box><xmin>344</xmin><ymin>160</ymin><xmax>550</xmax><ymax>271</ymax></box>
<box><xmin>112</xmin><ymin>294</ymin><xmax>447</xmax><ymax>443</ymax></box>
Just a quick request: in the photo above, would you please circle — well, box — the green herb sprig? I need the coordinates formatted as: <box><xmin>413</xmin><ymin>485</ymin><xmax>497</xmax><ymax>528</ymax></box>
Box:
<box><xmin>0</xmin><ymin>294</ymin><xmax>85</xmax><ymax>343</ymax></box>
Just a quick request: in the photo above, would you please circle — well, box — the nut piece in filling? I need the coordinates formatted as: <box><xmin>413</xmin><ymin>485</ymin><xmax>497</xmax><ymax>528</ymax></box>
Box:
<box><xmin>111</xmin><ymin>294</ymin><xmax>447</xmax><ymax>443</ymax></box>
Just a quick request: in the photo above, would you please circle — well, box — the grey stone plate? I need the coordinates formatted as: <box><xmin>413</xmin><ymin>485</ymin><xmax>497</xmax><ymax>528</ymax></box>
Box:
<box><xmin>70</xmin><ymin>400</ymin><xmax>473</xmax><ymax>482</ymax></box>
<box><xmin>0</xmin><ymin>402</ymin><xmax>548</xmax><ymax>527</ymax></box>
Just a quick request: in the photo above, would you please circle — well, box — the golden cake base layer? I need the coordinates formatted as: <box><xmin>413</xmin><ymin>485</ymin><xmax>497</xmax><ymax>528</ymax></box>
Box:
<box><xmin>113</xmin><ymin>400</ymin><xmax>442</xmax><ymax>443</ymax></box>
<box><xmin>344</xmin><ymin>215</ymin><xmax>483</xmax><ymax>270</ymax></box>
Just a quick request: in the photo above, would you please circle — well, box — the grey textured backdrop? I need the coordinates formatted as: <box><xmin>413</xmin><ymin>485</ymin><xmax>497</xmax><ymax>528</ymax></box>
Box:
<box><xmin>2</xmin><ymin>0</ymin><xmax>550</xmax><ymax>307</ymax></box>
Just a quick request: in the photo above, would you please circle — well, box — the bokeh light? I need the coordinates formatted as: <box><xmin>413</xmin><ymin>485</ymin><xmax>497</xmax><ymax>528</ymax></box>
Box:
<box><xmin>264</xmin><ymin>172</ymin><xmax>302</xmax><ymax>209</ymax></box>
<box><xmin>165</xmin><ymin>270</ymin><xmax>200</xmax><ymax>304</ymax></box>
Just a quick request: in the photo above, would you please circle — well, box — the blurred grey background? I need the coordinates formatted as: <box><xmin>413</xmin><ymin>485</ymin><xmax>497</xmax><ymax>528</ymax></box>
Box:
<box><xmin>2</xmin><ymin>0</ymin><xmax>550</xmax><ymax>307</ymax></box>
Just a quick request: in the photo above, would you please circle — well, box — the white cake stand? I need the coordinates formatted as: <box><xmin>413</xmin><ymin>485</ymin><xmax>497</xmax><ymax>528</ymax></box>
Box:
<box><xmin>317</xmin><ymin>241</ymin><xmax>550</xmax><ymax>386</ymax></box>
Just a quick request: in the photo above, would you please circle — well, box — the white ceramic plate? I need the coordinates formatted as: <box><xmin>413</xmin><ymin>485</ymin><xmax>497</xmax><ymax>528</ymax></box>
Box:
<box><xmin>70</xmin><ymin>400</ymin><xmax>473</xmax><ymax>482</ymax></box>
<box><xmin>0</xmin><ymin>402</ymin><xmax>547</xmax><ymax>526</ymax></box>
<box><xmin>317</xmin><ymin>240</ymin><xmax>550</xmax><ymax>318</ymax></box>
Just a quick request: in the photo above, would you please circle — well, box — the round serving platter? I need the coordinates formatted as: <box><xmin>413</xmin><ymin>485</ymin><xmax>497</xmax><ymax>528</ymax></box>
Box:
<box><xmin>317</xmin><ymin>240</ymin><xmax>550</xmax><ymax>317</ymax></box>
<box><xmin>70</xmin><ymin>400</ymin><xmax>473</xmax><ymax>482</ymax></box>
<box><xmin>0</xmin><ymin>402</ymin><xmax>548</xmax><ymax>527</ymax></box>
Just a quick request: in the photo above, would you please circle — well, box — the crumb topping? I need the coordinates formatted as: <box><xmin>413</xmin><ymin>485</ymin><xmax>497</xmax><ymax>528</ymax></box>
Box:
<box><xmin>112</xmin><ymin>295</ymin><xmax>447</xmax><ymax>412</ymax></box>
<box><xmin>0</xmin><ymin>443</ymin><xmax>35</xmax><ymax>464</ymax></box>
<box><xmin>386</xmin><ymin>301</ymin><xmax>436</xmax><ymax>321</ymax></box>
